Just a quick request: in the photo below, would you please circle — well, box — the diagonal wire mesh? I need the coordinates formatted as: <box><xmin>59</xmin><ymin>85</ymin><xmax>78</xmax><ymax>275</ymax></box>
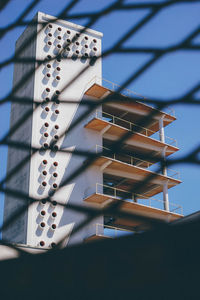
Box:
<box><xmin>0</xmin><ymin>0</ymin><xmax>199</xmax><ymax>257</ymax></box>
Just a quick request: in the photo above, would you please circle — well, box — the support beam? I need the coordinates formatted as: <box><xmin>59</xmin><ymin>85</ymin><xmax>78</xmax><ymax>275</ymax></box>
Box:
<box><xmin>159</xmin><ymin>115</ymin><xmax>165</xmax><ymax>143</ymax></box>
<box><xmin>102</xmin><ymin>91</ymin><xmax>111</xmax><ymax>98</ymax></box>
<box><xmin>161</xmin><ymin>146</ymin><xmax>169</xmax><ymax>211</ymax></box>
<box><xmin>161</xmin><ymin>146</ymin><xmax>167</xmax><ymax>177</ymax></box>
<box><xmin>119</xmin><ymin>111</ymin><xmax>129</xmax><ymax>118</ymax></box>
<box><xmin>100</xmin><ymin>124</ymin><xmax>111</xmax><ymax>135</ymax></box>
<box><xmin>159</xmin><ymin>116</ymin><xmax>169</xmax><ymax>211</ymax></box>
<box><xmin>132</xmin><ymin>194</ymin><xmax>137</xmax><ymax>203</ymax></box>
<box><xmin>114</xmin><ymin>178</ymin><xmax>128</xmax><ymax>188</ymax></box>
<box><xmin>100</xmin><ymin>160</ymin><xmax>112</xmax><ymax>171</ymax></box>
<box><xmin>163</xmin><ymin>182</ymin><xmax>169</xmax><ymax>212</ymax></box>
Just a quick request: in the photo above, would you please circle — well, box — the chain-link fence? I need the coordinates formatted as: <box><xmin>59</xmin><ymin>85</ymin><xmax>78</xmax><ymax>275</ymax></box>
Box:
<box><xmin>0</xmin><ymin>0</ymin><xmax>199</xmax><ymax>298</ymax></box>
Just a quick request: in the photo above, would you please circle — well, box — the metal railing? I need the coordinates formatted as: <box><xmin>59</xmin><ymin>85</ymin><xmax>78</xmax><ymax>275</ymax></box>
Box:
<box><xmin>92</xmin><ymin>223</ymin><xmax>133</xmax><ymax>238</ymax></box>
<box><xmin>96</xmin><ymin>144</ymin><xmax>151</xmax><ymax>168</ymax></box>
<box><xmin>95</xmin><ymin>145</ymin><xmax>180</xmax><ymax>180</ymax></box>
<box><xmin>95</xmin><ymin>110</ymin><xmax>177</xmax><ymax>147</ymax></box>
<box><xmin>85</xmin><ymin>76</ymin><xmax>175</xmax><ymax>117</ymax></box>
<box><xmin>166</xmin><ymin>168</ymin><xmax>180</xmax><ymax>180</ymax></box>
<box><xmin>92</xmin><ymin>183</ymin><xmax>183</xmax><ymax>215</ymax></box>
<box><xmin>101</xmin><ymin>77</ymin><xmax>147</xmax><ymax>102</ymax></box>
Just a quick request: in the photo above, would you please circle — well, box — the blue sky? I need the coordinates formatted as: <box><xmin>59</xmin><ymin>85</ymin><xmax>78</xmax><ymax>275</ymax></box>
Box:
<box><xmin>0</xmin><ymin>0</ymin><xmax>200</xmax><ymax>227</ymax></box>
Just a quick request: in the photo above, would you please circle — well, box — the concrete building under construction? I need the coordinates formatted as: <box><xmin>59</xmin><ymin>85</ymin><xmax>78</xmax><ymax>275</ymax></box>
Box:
<box><xmin>3</xmin><ymin>12</ymin><xmax>182</xmax><ymax>250</ymax></box>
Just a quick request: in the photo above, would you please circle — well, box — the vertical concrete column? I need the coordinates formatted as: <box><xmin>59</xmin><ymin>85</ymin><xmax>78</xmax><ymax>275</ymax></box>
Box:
<box><xmin>132</xmin><ymin>193</ymin><xmax>137</xmax><ymax>203</ymax></box>
<box><xmin>161</xmin><ymin>147</ymin><xmax>169</xmax><ymax>211</ymax></box>
<box><xmin>163</xmin><ymin>182</ymin><xmax>169</xmax><ymax>211</ymax></box>
<box><xmin>161</xmin><ymin>147</ymin><xmax>167</xmax><ymax>177</ymax></box>
<box><xmin>159</xmin><ymin>116</ymin><xmax>169</xmax><ymax>211</ymax></box>
<box><xmin>159</xmin><ymin>115</ymin><xmax>165</xmax><ymax>143</ymax></box>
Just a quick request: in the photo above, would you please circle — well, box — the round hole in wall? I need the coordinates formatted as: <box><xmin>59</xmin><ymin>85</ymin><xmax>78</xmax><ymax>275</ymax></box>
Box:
<box><xmin>75</xmin><ymin>50</ymin><xmax>79</xmax><ymax>55</ymax></box>
<box><xmin>47</xmin><ymin>41</ymin><xmax>52</xmax><ymax>46</ymax></box>
<box><xmin>84</xmin><ymin>44</ymin><xmax>88</xmax><ymax>49</ymax></box>
<box><xmin>46</xmin><ymin>73</ymin><xmax>51</xmax><ymax>78</ymax></box>
<box><xmin>57</xmin><ymin>27</ymin><xmax>62</xmax><ymax>32</ymax></box>
<box><xmin>66</xmin><ymin>38</ymin><xmax>71</xmax><ymax>43</ymax></box>
<box><xmin>46</xmin><ymin>24</ymin><xmax>52</xmax><ymax>32</ymax></box>
<box><xmin>46</xmin><ymin>64</ymin><xmax>51</xmax><ymax>69</ymax></box>
<box><xmin>41</xmin><ymin>199</ymin><xmax>47</xmax><ymax>205</ymax></box>
<box><xmin>84</xmin><ymin>36</ymin><xmax>88</xmax><ymax>41</ymax></box>
<box><xmin>66</xmin><ymin>47</ymin><xmax>70</xmax><ymax>52</ymax></box>
<box><xmin>51</xmin><ymin>242</ymin><xmax>56</xmax><ymax>248</ymax></box>
<box><xmin>44</xmin><ymin>122</ymin><xmax>49</xmax><ymax>128</ymax></box>
<box><xmin>42</xmin><ymin>159</ymin><xmax>47</xmax><ymax>165</ymax></box>
<box><xmin>75</xmin><ymin>41</ymin><xmax>80</xmax><ymax>46</ymax></box>
<box><xmin>42</xmin><ymin>170</ymin><xmax>47</xmax><ymax>176</ymax></box>
<box><xmin>55</xmin><ymin>109</ymin><xmax>60</xmax><ymax>115</ymax></box>
<box><xmin>93</xmin><ymin>47</ymin><xmax>97</xmax><ymax>52</ymax></box>
<box><xmin>45</xmin><ymin>107</ymin><xmax>50</xmax><ymax>113</ymax></box>
<box><xmin>53</xmin><ymin>162</ymin><xmax>58</xmax><ymax>167</ymax></box>
<box><xmin>52</xmin><ymin>200</ymin><xmax>57</xmax><ymax>206</ymax></box>
<box><xmin>54</xmin><ymin>99</ymin><xmax>60</xmax><ymax>106</ymax></box>
<box><xmin>47</xmin><ymin>55</ymin><xmax>52</xmax><ymax>60</ymax></box>
<box><xmin>44</xmin><ymin>132</ymin><xmax>49</xmax><ymax>138</ymax></box>
<box><xmin>56</xmin><ymin>67</ymin><xmax>61</xmax><ymax>72</ymax></box>
<box><xmin>54</xmin><ymin>135</ymin><xmax>59</xmax><ymax>140</ymax></box>
<box><xmin>53</xmin><ymin>172</ymin><xmax>58</xmax><ymax>178</ymax></box>
<box><xmin>67</xmin><ymin>30</ymin><xmax>71</xmax><ymax>35</ymax></box>
<box><xmin>40</xmin><ymin>222</ymin><xmax>45</xmax><ymax>228</ymax></box>
<box><xmin>52</xmin><ymin>212</ymin><xmax>57</xmax><ymax>218</ymax></box>
<box><xmin>53</xmin><ymin>183</ymin><xmax>57</xmax><ymax>189</ymax></box>
<box><xmin>46</xmin><ymin>87</ymin><xmax>50</xmax><ymax>93</ymax></box>
<box><xmin>57</xmin><ymin>36</ymin><xmax>62</xmax><ymax>40</ymax></box>
<box><xmin>40</xmin><ymin>241</ymin><xmax>45</xmax><ymax>247</ymax></box>
<box><xmin>41</xmin><ymin>210</ymin><xmax>46</xmax><ymax>216</ymax></box>
<box><xmin>84</xmin><ymin>53</ymin><xmax>89</xmax><ymax>58</ymax></box>
<box><xmin>93</xmin><ymin>39</ymin><xmax>97</xmax><ymax>43</ymax></box>
<box><xmin>45</xmin><ymin>97</ymin><xmax>50</xmax><ymax>102</ymax></box>
<box><xmin>55</xmin><ymin>90</ymin><xmax>60</xmax><ymax>95</ymax></box>
<box><xmin>47</xmin><ymin>33</ymin><xmax>52</xmax><ymax>38</ymax></box>
<box><xmin>56</xmin><ymin>58</ymin><xmax>61</xmax><ymax>63</ymax></box>
<box><xmin>55</xmin><ymin>76</ymin><xmax>60</xmax><ymax>81</ymax></box>
<box><xmin>51</xmin><ymin>224</ymin><xmax>56</xmax><ymax>230</ymax></box>
<box><xmin>42</xmin><ymin>181</ymin><xmax>47</xmax><ymax>187</ymax></box>
<box><xmin>57</xmin><ymin>44</ymin><xmax>61</xmax><ymax>49</ymax></box>
<box><xmin>54</xmin><ymin>125</ymin><xmax>59</xmax><ymax>130</ymax></box>
<box><xmin>43</xmin><ymin>143</ymin><xmax>49</xmax><ymax>149</ymax></box>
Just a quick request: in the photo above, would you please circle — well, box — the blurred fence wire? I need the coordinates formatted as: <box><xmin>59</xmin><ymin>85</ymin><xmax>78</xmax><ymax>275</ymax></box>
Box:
<box><xmin>0</xmin><ymin>0</ymin><xmax>200</xmax><ymax>257</ymax></box>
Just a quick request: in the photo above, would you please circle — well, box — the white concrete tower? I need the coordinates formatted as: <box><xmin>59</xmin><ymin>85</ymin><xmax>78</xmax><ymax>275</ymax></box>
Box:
<box><xmin>3</xmin><ymin>12</ymin><xmax>103</xmax><ymax>248</ymax></box>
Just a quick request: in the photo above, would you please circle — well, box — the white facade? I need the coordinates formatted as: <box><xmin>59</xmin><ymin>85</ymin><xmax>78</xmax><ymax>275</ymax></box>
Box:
<box><xmin>3</xmin><ymin>12</ymin><xmax>103</xmax><ymax>248</ymax></box>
